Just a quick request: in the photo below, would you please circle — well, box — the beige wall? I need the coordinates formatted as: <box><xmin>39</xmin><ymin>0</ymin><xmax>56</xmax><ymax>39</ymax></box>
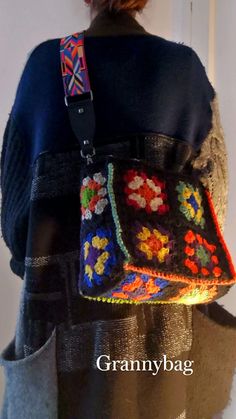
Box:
<box><xmin>214</xmin><ymin>1</ymin><xmax>236</xmax><ymax>414</ymax></box>
<box><xmin>212</xmin><ymin>0</ymin><xmax>236</xmax><ymax>318</ymax></box>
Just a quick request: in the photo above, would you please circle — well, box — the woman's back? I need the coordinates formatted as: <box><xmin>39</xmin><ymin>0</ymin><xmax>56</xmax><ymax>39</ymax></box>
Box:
<box><xmin>1</xmin><ymin>6</ymin><xmax>236</xmax><ymax>419</ymax></box>
<box><xmin>10</xmin><ymin>9</ymin><xmax>214</xmax><ymax>165</ymax></box>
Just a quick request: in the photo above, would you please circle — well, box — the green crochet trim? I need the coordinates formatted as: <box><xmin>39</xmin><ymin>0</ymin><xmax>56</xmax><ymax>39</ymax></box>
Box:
<box><xmin>82</xmin><ymin>294</ymin><xmax>176</xmax><ymax>305</ymax></box>
<box><xmin>107</xmin><ymin>162</ymin><xmax>131</xmax><ymax>261</ymax></box>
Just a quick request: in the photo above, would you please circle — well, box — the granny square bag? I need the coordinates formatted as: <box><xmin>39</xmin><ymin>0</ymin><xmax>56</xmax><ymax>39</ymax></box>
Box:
<box><xmin>60</xmin><ymin>31</ymin><xmax>236</xmax><ymax>305</ymax></box>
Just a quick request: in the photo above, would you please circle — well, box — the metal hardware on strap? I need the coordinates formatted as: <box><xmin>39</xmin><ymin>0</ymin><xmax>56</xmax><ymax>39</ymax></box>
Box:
<box><xmin>80</xmin><ymin>147</ymin><xmax>96</xmax><ymax>165</ymax></box>
<box><xmin>64</xmin><ymin>91</ymin><xmax>93</xmax><ymax>107</ymax></box>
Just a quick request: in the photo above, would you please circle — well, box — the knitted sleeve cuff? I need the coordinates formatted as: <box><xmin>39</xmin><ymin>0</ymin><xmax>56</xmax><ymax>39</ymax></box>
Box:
<box><xmin>9</xmin><ymin>257</ymin><xmax>25</xmax><ymax>280</ymax></box>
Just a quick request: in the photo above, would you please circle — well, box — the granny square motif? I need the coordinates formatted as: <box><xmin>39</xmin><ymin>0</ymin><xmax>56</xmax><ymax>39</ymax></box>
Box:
<box><xmin>78</xmin><ymin>157</ymin><xmax>236</xmax><ymax>305</ymax></box>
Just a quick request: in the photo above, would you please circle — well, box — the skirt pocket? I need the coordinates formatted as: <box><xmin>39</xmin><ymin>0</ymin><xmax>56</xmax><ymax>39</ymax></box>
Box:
<box><xmin>0</xmin><ymin>326</ymin><xmax>58</xmax><ymax>419</ymax></box>
<box><xmin>188</xmin><ymin>303</ymin><xmax>236</xmax><ymax>419</ymax></box>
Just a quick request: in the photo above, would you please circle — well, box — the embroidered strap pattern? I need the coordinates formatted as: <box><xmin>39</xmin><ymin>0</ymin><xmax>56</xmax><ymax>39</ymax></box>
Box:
<box><xmin>60</xmin><ymin>31</ymin><xmax>91</xmax><ymax>97</ymax></box>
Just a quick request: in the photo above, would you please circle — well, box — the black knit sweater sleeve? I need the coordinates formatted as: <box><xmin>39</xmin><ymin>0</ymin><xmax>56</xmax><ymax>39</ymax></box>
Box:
<box><xmin>0</xmin><ymin>113</ymin><xmax>32</xmax><ymax>279</ymax></box>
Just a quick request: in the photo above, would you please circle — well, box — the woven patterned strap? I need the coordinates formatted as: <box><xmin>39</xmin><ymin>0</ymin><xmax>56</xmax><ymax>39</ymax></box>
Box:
<box><xmin>60</xmin><ymin>30</ymin><xmax>96</xmax><ymax>160</ymax></box>
<box><xmin>60</xmin><ymin>30</ymin><xmax>91</xmax><ymax>98</ymax></box>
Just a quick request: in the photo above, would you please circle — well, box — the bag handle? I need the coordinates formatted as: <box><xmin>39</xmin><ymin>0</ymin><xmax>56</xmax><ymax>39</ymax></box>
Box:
<box><xmin>60</xmin><ymin>30</ymin><xmax>96</xmax><ymax>164</ymax></box>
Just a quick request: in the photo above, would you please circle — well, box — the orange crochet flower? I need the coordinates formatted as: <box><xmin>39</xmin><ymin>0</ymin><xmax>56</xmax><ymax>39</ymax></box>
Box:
<box><xmin>107</xmin><ymin>273</ymin><xmax>170</xmax><ymax>302</ymax></box>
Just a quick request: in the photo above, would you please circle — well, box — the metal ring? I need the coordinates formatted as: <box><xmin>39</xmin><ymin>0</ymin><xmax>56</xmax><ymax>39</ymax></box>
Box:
<box><xmin>80</xmin><ymin>147</ymin><xmax>96</xmax><ymax>159</ymax></box>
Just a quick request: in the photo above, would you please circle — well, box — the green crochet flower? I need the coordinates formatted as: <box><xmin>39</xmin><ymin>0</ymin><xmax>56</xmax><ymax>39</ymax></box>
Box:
<box><xmin>176</xmin><ymin>181</ymin><xmax>205</xmax><ymax>228</ymax></box>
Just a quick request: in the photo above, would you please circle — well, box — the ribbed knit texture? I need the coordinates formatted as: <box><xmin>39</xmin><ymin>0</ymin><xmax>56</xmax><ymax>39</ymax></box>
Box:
<box><xmin>0</xmin><ymin>114</ymin><xmax>31</xmax><ymax>279</ymax></box>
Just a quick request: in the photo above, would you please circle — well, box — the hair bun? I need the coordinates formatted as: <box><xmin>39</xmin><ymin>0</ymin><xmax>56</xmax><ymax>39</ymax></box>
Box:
<box><xmin>92</xmin><ymin>0</ymin><xmax>148</xmax><ymax>13</ymax></box>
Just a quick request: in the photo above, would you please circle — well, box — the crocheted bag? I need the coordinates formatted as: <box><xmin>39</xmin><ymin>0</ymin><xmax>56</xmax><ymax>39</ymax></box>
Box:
<box><xmin>60</xmin><ymin>31</ymin><xmax>236</xmax><ymax>305</ymax></box>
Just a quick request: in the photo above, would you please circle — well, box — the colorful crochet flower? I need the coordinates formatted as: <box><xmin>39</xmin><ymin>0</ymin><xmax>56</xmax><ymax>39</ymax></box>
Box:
<box><xmin>82</xmin><ymin>228</ymin><xmax>117</xmax><ymax>287</ymax></box>
<box><xmin>123</xmin><ymin>169</ymin><xmax>169</xmax><ymax>214</ymax></box>
<box><xmin>183</xmin><ymin>230</ymin><xmax>222</xmax><ymax>278</ymax></box>
<box><xmin>80</xmin><ymin>172</ymin><xmax>108</xmax><ymax>220</ymax></box>
<box><xmin>176</xmin><ymin>181</ymin><xmax>205</xmax><ymax>228</ymax></box>
<box><xmin>135</xmin><ymin>222</ymin><xmax>174</xmax><ymax>264</ymax></box>
<box><xmin>170</xmin><ymin>284</ymin><xmax>218</xmax><ymax>305</ymax></box>
<box><xmin>106</xmin><ymin>273</ymin><xmax>169</xmax><ymax>302</ymax></box>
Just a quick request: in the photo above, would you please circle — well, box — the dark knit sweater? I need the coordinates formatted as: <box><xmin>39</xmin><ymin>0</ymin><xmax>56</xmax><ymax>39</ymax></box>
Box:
<box><xmin>0</xmin><ymin>32</ymin><xmax>215</xmax><ymax>280</ymax></box>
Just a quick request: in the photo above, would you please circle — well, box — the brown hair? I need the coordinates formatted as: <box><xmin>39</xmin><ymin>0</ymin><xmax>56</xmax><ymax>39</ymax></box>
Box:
<box><xmin>91</xmin><ymin>0</ymin><xmax>148</xmax><ymax>14</ymax></box>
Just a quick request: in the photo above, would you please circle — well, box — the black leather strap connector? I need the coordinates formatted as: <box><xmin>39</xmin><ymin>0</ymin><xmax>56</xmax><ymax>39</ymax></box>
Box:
<box><xmin>65</xmin><ymin>91</ymin><xmax>96</xmax><ymax>162</ymax></box>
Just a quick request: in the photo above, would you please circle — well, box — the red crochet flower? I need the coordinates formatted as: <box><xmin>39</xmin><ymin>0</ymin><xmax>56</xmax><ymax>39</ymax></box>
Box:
<box><xmin>184</xmin><ymin>230</ymin><xmax>222</xmax><ymax>278</ymax></box>
<box><xmin>123</xmin><ymin>169</ymin><xmax>169</xmax><ymax>214</ymax></box>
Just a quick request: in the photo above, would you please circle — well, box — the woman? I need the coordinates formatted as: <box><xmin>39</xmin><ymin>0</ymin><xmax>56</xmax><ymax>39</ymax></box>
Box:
<box><xmin>1</xmin><ymin>1</ymin><xmax>236</xmax><ymax>418</ymax></box>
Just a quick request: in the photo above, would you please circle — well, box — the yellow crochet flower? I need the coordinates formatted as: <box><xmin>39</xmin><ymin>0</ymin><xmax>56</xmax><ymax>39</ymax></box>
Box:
<box><xmin>136</xmin><ymin>225</ymin><xmax>172</xmax><ymax>263</ymax></box>
<box><xmin>94</xmin><ymin>252</ymin><xmax>110</xmax><ymax>275</ymax></box>
<box><xmin>83</xmin><ymin>228</ymin><xmax>117</xmax><ymax>287</ymax></box>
